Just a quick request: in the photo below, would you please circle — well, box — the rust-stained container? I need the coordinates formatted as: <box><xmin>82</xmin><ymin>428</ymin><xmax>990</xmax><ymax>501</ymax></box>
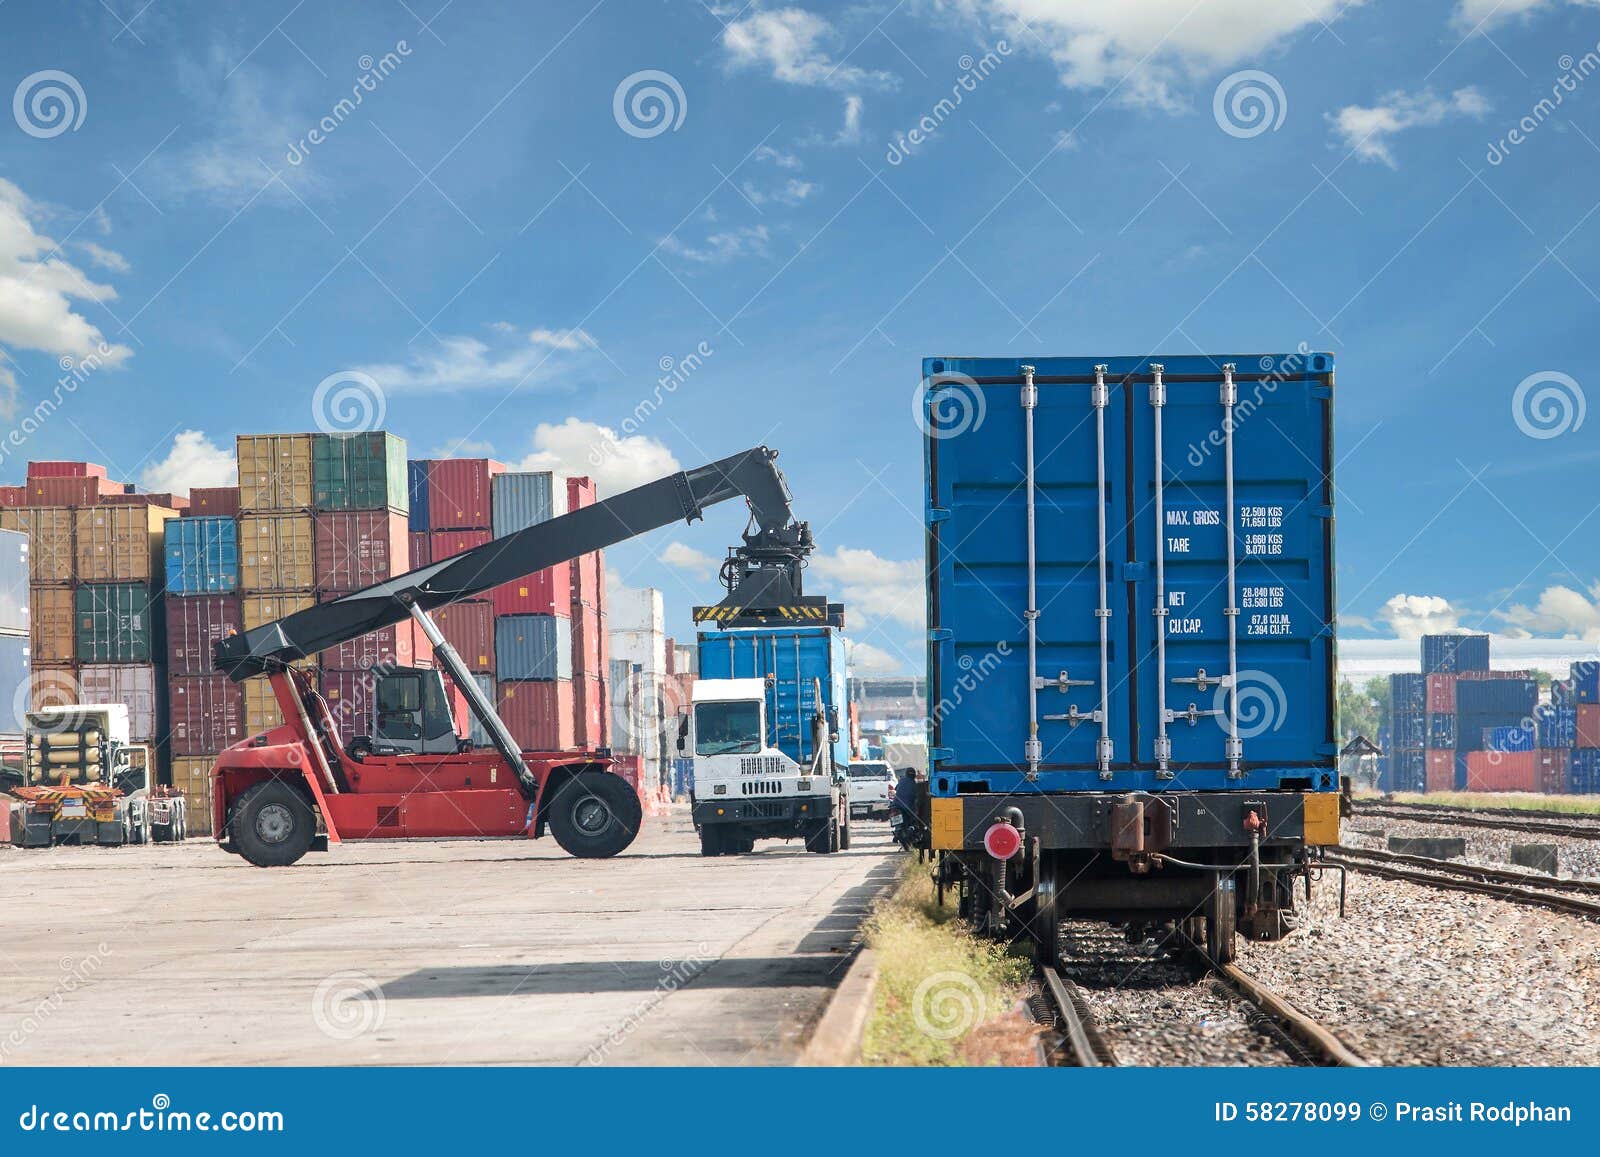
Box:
<box><xmin>321</xmin><ymin>614</ymin><xmax>431</xmax><ymax>672</ymax></box>
<box><xmin>490</xmin><ymin>567</ymin><xmax>570</xmax><ymax>617</ymax></box>
<box><xmin>429</xmin><ymin>529</ymin><xmax>490</xmax><ymax>562</ymax></box>
<box><xmin>26</xmin><ymin>476</ymin><xmax>102</xmax><ymax>507</ymax></box>
<box><xmin>78</xmin><ymin>663</ymin><xmax>158</xmax><ymax>741</ymax></box>
<box><xmin>571</xmin><ymin>605</ymin><xmax>606</xmax><ymax>677</ymax></box>
<box><xmin>496</xmin><ymin>678</ymin><xmax>574</xmax><ymax>750</ymax></box>
<box><xmin>168</xmin><ymin>674</ymin><xmax>245</xmax><ymax>755</ymax></box>
<box><xmin>1578</xmin><ymin>703</ymin><xmax>1600</xmax><ymax>748</ymax></box>
<box><xmin>1425</xmin><ymin>749</ymin><xmax>1454</xmax><ymax>793</ymax></box>
<box><xmin>434</xmin><ymin>601</ymin><xmax>494</xmax><ymax>672</ymax></box>
<box><xmin>313</xmin><ymin>510</ymin><xmax>409</xmax><ymax>595</ymax></box>
<box><xmin>321</xmin><ymin>669</ymin><xmax>377</xmax><ymax>745</ymax></box>
<box><xmin>1464</xmin><ymin>749</ymin><xmax>1538</xmax><ymax>792</ymax></box>
<box><xmin>1539</xmin><ymin>748</ymin><xmax>1572</xmax><ymax>795</ymax></box>
<box><xmin>426</xmin><ymin>458</ymin><xmax>504</xmax><ymax>530</ymax></box>
<box><xmin>31</xmin><ymin>587</ymin><xmax>75</xmax><ymax>663</ymax></box>
<box><xmin>574</xmin><ymin>673</ymin><xmax>606</xmax><ymax>748</ymax></box>
<box><xmin>239</xmin><ymin>513</ymin><xmax>316</xmax><ymax>591</ymax></box>
<box><xmin>1424</xmin><ymin>674</ymin><xmax>1456</xmax><ymax>714</ymax></box>
<box><xmin>27</xmin><ymin>461</ymin><xmax>107</xmax><ymax>479</ymax></box>
<box><xmin>165</xmin><ymin>593</ymin><xmax>242</xmax><ymax>675</ymax></box>
<box><xmin>29</xmin><ymin>665</ymin><xmax>80</xmax><ymax>715</ymax></box>
<box><xmin>1</xmin><ymin>507</ymin><xmax>75</xmax><ymax>584</ymax></box>
<box><xmin>237</xmin><ymin>433</ymin><xmax>314</xmax><ymax>512</ymax></box>
<box><xmin>74</xmin><ymin>505</ymin><xmax>175</xmax><ymax>584</ymax></box>
<box><xmin>169</xmin><ymin>756</ymin><xmax>216</xmax><ymax>836</ymax></box>
<box><xmin>189</xmin><ymin>486</ymin><xmax>240</xmax><ymax>517</ymax></box>
<box><xmin>408</xmin><ymin>531</ymin><xmax>431</xmax><ymax>568</ymax></box>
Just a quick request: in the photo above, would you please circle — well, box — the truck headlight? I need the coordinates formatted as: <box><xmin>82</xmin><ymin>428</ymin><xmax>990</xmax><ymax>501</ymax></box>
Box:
<box><xmin>797</xmin><ymin>778</ymin><xmax>812</xmax><ymax>791</ymax></box>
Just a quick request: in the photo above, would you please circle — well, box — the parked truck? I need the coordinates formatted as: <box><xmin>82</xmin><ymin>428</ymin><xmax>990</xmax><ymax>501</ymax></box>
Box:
<box><xmin>685</xmin><ymin>624</ymin><xmax>851</xmax><ymax>855</ymax></box>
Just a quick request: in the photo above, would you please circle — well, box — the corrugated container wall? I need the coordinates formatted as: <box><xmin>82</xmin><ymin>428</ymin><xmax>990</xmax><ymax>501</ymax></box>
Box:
<box><xmin>496</xmin><ymin>679</ymin><xmax>574</xmax><ymax>750</ymax></box>
<box><xmin>465</xmin><ymin>672</ymin><xmax>496</xmax><ymax>746</ymax></box>
<box><xmin>491</xmin><ymin>471</ymin><xmax>567</xmax><ymax>536</ymax></box>
<box><xmin>495</xmin><ymin>615</ymin><xmax>572</xmax><ymax>681</ymax></box>
<box><xmin>697</xmin><ymin>625</ymin><xmax>850</xmax><ymax>770</ymax></box>
<box><xmin>0</xmin><ymin>528</ymin><xmax>28</xmax><ymax>635</ymax></box>
<box><xmin>75</xmin><ymin>506</ymin><xmax>173</xmax><ymax>584</ymax></box>
<box><xmin>27</xmin><ymin>476</ymin><xmax>103</xmax><ymax>507</ymax></box>
<box><xmin>78</xmin><ymin>664</ymin><xmax>157</xmax><ymax>741</ymax></box>
<box><xmin>170</xmin><ymin>757</ymin><xmax>216</xmax><ymax>835</ymax></box>
<box><xmin>75</xmin><ymin>583</ymin><xmax>154</xmax><ymax>663</ymax></box>
<box><xmin>1421</xmin><ymin>633</ymin><xmax>1490</xmax><ymax>675</ymax></box>
<box><xmin>434</xmin><ymin>602</ymin><xmax>495</xmax><ymax>672</ymax></box>
<box><xmin>0</xmin><ymin>508</ymin><xmax>73</xmax><ymax>584</ymax></box>
<box><xmin>923</xmin><ymin>353</ymin><xmax>1338</xmax><ymax>795</ymax></box>
<box><xmin>28</xmin><ymin>460</ymin><xmax>106</xmax><ymax>479</ymax></box>
<box><xmin>0</xmin><ymin>633</ymin><xmax>28</xmax><ymax>731</ymax></box>
<box><xmin>32</xmin><ymin>588</ymin><xmax>74</xmax><ymax>663</ymax></box>
<box><xmin>240</xmin><ymin>514</ymin><xmax>316</xmax><ymax>591</ymax></box>
<box><xmin>241</xmin><ymin>592</ymin><xmax>315</xmax><ymax>631</ymax></box>
<box><xmin>164</xmin><ymin>516</ymin><xmax>239</xmax><ymax>594</ymax></box>
<box><xmin>166</xmin><ymin>594</ymin><xmax>242</xmax><ymax>675</ymax></box>
<box><xmin>407</xmin><ymin>460</ymin><xmax>431</xmax><ymax>532</ymax></box>
<box><xmin>312</xmin><ymin>432</ymin><xmax>408</xmax><ymax>512</ymax></box>
<box><xmin>321</xmin><ymin>616</ymin><xmax>430</xmax><ymax>672</ymax></box>
<box><xmin>313</xmin><ymin>510</ymin><xmax>408</xmax><ymax>594</ymax></box>
<box><xmin>321</xmin><ymin>671</ymin><xmax>377</xmax><ymax>745</ymax></box>
<box><xmin>188</xmin><ymin>486</ymin><xmax>240</xmax><ymax>518</ymax></box>
<box><xmin>237</xmin><ymin>434</ymin><xmax>314</xmax><ymax>512</ymax></box>
<box><xmin>426</xmin><ymin>458</ymin><xmax>503</xmax><ymax>530</ymax></box>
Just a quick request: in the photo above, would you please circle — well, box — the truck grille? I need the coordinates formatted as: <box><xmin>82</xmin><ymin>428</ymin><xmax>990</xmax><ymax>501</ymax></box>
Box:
<box><xmin>741</xmin><ymin>780</ymin><xmax>783</xmax><ymax>795</ymax></box>
<box><xmin>744</xmin><ymin>801</ymin><xmax>787</xmax><ymax>818</ymax></box>
<box><xmin>739</xmin><ymin>756</ymin><xmax>783</xmax><ymax>777</ymax></box>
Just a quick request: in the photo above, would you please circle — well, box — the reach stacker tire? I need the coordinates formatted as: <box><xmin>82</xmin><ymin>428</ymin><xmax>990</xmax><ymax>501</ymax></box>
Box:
<box><xmin>547</xmin><ymin>770</ymin><xmax>643</xmax><ymax>859</ymax></box>
<box><xmin>231</xmin><ymin>781</ymin><xmax>317</xmax><ymax>868</ymax></box>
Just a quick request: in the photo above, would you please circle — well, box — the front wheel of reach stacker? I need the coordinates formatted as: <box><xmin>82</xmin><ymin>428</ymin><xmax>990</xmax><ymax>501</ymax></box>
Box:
<box><xmin>230</xmin><ymin>781</ymin><xmax>317</xmax><ymax>868</ymax></box>
<box><xmin>548</xmin><ymin>770</ymin><xmax>644</xmax><ymax>858</ymax></box>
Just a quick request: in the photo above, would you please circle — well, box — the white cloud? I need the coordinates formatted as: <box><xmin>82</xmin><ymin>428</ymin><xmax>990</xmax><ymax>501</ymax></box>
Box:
<box><xmin>837</xmin><ymin>94</ymin><xmax>864</xmax><ymax>144</ymax></box>
<box><xmin>0</xmin><ymin>179</ymin><xmax>133</xmax><ymax>415</ymax></box>
<box><xmin>75</xmin><ymin>241</ymin><xmax>130</xmax><ymax>273</ymax></box>
<box><xmin>425</xmin><ymin>437</ymin><xmax>496</xmax><ymax>457</ymax></box>
<box><xmin>1378</xmin><ymin>593</ymin><xmax>1463</xmax><ymax>639</ymax></box>
<box><xmin>807</xmin><ymin>546</ymin><xmax>924</xmax><ymax>628</ymax></box>
<box><xmin>722</xmin><ymin>8</ymin><xmax>895</xmax><ymax>91</ymax></box>
<box><xmin>515</xmin><ymin>417</ymin><xmax>680</xmax><ymax>497</ymax></box>
<box><xmin>357</xmin><ymin>327</ymin><xmax>600</xmax><ymax>392</ymax></box>
<box><xmin>659</xmin><ymin>541</ymin><xmax>719</xmax><ymax>580</ymax></box>
<box><xmin>847</xmin><ymin>639</ymin><xmax>904</xmax><ymax>674</ymax></box>
<box><xmin>659</xmin><ymin>224</ymin><xmax>771</xmax><ymax>263</ymax></box>
<box><xmin>968</xmin><ymin>0</ymin><xmax>1357</xmax><ymax>109</ymax></box>
<box><xmin>740</xmin><ymin>177</ymin><xmax>816</xmax><ymax>206</ymax></box>
<box><xmin>1328</xmin><ymin>87</ymin><xmax>1488</xmax><ymax>166</ymax></box>
<box><xmin>141</xmin><ymin>430</ymin><xmax>237</xmax><ymax>494</ymax></box>
<box><xmin>1498</xmin><ymin>583</ymin><xmax>1600</xmax><ymax>641</ymax></box>
<box><xmin>755</xmin><ymin>144</ymin><xmax>803</xmax><ymax>169</ymax></box>
<box><xmin>1452</xmin><ymin>0</ymin><xmax>1554</xmax><ymax>28</ymax></box>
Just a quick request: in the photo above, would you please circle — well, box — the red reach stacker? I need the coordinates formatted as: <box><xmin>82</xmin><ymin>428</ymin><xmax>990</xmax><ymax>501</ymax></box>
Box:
<box><xmin>210</xmin><ymin>446</ymin><xmax>819</xmax><ymax>867</ymax></box>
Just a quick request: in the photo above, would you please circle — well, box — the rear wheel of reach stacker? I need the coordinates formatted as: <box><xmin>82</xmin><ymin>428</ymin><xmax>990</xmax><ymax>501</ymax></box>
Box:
<box><xmin>230</xmin><ymin>781</ymin><xmax>317</xmax><ymax>868</ymax></box>
<box><xmin>548</xmin><ymin>770</ymin><xmax>644</xmax><ymax>858</ymax></box>
<box><xmin>1205</xmin><ymin>876</ymin><xmax>1238</xmax><ymax>965</ymax></box>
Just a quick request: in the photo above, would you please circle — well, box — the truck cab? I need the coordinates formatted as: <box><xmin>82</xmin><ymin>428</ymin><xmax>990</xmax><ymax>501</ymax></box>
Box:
<box><xmin>846</xmin><ymin>760</ymin><xmax>894</xmax><ymax>820</ymax></box>
<box><xmin>684</xmin><ymin>677</ymin><xmax>846</xmax><ymax>856</ymax></box>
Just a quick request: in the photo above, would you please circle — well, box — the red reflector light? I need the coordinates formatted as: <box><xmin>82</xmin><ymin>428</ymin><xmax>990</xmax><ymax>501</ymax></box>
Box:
<box><xmin>983</xmin><ymin>821</ymin><xmax>1022</xmax><ymax>861</ymax></box>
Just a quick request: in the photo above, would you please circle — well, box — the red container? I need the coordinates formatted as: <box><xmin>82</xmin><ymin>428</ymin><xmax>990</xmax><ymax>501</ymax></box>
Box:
<box><xmin>1464</xmin><ymin>749</ymin><xmax>1538</xmax><ymax>792</ymax></box>
<box><xmin>320</xmin><ymin>669</ymin><xmax>378</xmax><ymax>745</ymax></box>
<box><xmin>1425</xmin><ymin>750</ymin><xmax>1454</xmax><ymax>793</ymax></box>
<box><xmin>1578</xmin><ymin>704</ymin><xmax>1600</xmax><ymax>747</ymax></box>
<box><xmin>103</xmin><ymin>491</ymin><xmax>189</xmax><ymax>510</ymax></box>
<box><xmin>189</xmin><ymin>487</ymin><xmax>240</xmax><ymax>517</ymax></box>
<box><xmin>430</xmin><ymin>529</ymin><xmax>491</xmax><ymax>562</ymax></box>
<box><xmin>609</xmin><ymin>753</ymin><xmax>646</xmax><ymax>802</ymax></box>
<box><xmin>427</xmin><ymin>458</ymin><xmax>504</xmax><ymax>530</ymax></box>
<box><xmin>0</xmin><ymin>486</ymin><xmax>25</xmax><ymax>508</ymax></box>
<box><xmin>1539</xmin><ymin>748</ymin><xmax>1571</xmax><ymax>795</ymax></box>
<box><xmin>27</xmin><ymin>461</ymin><xmax>107</xmax><ymax>479</ymax></box>
<box><xmin>566</xmin><ymin>476</ymin><xmax>603</xmax><ymax>608</ymax></box>
<box><xmin>1424</xmin><ymin>674</ymin><xmax>1456</xmax><ymax>713</ymax></box>
<box><xmin>409</xmin><ymin>531</ymin><xmax>431</xmax><ymax>568</ymax></box>
<box><xmin>165</xmin><ymin>593</ymin><xmax>243</xmax><ymax>675</ymax></box>
<box><xmin>168</xmin><ymin>674</ymin><xmax>246</xmax><ymax>755</ymax></box>
<box><xmin>496</xmin><ymin>678</ymin><xmax>574</xmax><ymax>751</ymax></box>
<box><xmin>314</xmin><ymin>510</ymin><xmax>409</xmax><ymax>594</ymax></box>
<box><xmin>434</xmin><ymin>601</ymin><xmax>495</xmax><ymax>671</ymax></box>
<box><xmin>322</xmin><ymin>616</ymin><xmax>431</xmax><ymax>671</ymax></box>
<box><xmin>571</xmin><ymin>606</ymin><xmax>605</xmax><ymax>677</ymax></box>
<box><xmin>574</xmin><ymin>673</ymin><xmax>606</xmax><ymax>748</ymax></box>
<box><xmin>490</xmin><ymin>567</ymin><xmax>571</xmax><ymax>617</ymax></box>
<box><xmin>25</xmin><ymin>476</ymin><xmax>101</xmax><ymax>506</ymax></box>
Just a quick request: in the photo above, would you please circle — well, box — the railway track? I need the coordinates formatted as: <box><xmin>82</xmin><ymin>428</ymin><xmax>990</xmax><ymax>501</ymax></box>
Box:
<box><xmin>1328</xmin><ymin>844</ymin><xmax>1600</xmax><ymax>919</ymax></box>
<box><xmin>1355</xmin><ymin>801</ymin><xmax>1600</xmax><ymax>841</ymax></box>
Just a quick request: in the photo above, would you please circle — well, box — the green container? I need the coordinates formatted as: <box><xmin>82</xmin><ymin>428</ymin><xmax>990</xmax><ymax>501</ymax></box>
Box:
<box><xmin>74</xmin><ymin>582</ymin><xmax>154</xmax><ymax>663</ymax></box>
<box><xmin>312</xmin><ymin>432</ymin><xmax>408</xmax><ymax>513</ymax></box>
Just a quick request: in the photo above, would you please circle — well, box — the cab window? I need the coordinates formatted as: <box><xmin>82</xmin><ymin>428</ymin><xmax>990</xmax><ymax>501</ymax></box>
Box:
<box><xmin>694</xmin><ymin>701</ymin><xmax>762</xmax><ymax>756</ymax></box>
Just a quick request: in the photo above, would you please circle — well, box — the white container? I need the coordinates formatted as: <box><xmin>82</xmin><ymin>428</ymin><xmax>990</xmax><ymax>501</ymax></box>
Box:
<box><xmin>609</xmin><ymin>586</ymin><xmax>664</xmax><ymax>634</ymax></box>
<box><xmin>77</xmin><ymin>664</ymin><xmax>158</xmax><ymax>742</ymax></box>
<box><xmin>610</xmin><ymin>627</ymin><xmax>667</xmax><ymax>675</ymax></box>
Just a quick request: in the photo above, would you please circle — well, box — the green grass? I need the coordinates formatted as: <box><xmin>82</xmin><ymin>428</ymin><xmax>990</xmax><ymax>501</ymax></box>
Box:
<box><xmin>860</xmin><ymin>858</ymin><xmax>1035</xmax><ymax>1066</ymax></box>
<box><xmin>1384</xmin><ymin>790</ymin><xmax>1600</xmax><ymax>816</ymax></box>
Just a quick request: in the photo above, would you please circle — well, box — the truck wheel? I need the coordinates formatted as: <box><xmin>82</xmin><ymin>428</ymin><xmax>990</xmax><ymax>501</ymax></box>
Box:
<box><xmin>805</xmin><ymin>820</ymin><xmax>835</xmax><ymax>854</ymax></box>
<box><xmin>230</xmin><ymin>781</ymin><xmax>317</xmax><ymax>867</ymax></box>
<box><xmin>699</xmin><ymin>827</ymin><xmax>724</xmax><ymax>857</ymax></box>
<box><xmin>548</xmin><ymin>771</ymin><xmax>643</xmax><ymax>858</ymax></box>
<box><xmin>839</xmin><ymin>818</ymin><xmax>852</xmax><ymax>850</ymax></box>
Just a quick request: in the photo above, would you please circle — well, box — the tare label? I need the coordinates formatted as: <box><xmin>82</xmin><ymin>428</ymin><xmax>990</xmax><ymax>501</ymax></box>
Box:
<box><xmin>1163</xmin><ymin>505</ymin><xmax>1222</xmax><ymax>557</ymax></box>
<box><xmin>1239</xmin><ymin>503</ymin><xmax>1286</xmax><ymax>557</ymax></box>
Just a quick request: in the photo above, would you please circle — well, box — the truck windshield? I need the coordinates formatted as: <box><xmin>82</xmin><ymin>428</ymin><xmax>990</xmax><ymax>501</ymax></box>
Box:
<box><xmin>695</xmin><ymin>701</ymin><xmax>762</xmax><ymax>755</ymax></box>
<box><xmin>847</xmin><ymin>763</ymin><xmax>891</xmax><ymax>779</ymax></box>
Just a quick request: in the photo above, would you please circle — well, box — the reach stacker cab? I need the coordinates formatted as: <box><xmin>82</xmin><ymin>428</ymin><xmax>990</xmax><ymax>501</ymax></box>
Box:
<box><xmin>207</xmin><ymin>446</ymin><xmax>819</xmax><ymax>868</ymax></box>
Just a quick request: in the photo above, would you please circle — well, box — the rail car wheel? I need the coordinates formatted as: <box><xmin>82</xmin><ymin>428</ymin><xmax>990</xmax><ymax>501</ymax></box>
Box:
<box><xmin>1028</xmin><ymin>860</ymin><xmax>1062</xmax><ymax>969</ymax></box>
<box><xmin>549</xmin><ymin>771</ymin><xmax>643</xmax><ymax>858</ymax></box>
<box><xmin>1205</xmin><ymin>877</ymin><xmax>1238</xmax><ymax>964</ymax></box>
<box><xmin>230</xmin><ymin>781</ymin><xmax>317</xmax><ymax>868</ymax></box>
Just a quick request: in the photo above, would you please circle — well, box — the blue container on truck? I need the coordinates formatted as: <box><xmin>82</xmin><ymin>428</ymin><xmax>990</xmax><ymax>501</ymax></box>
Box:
<box><xmin>921</xmin><ymin>352</ymin><xmax>1341</xmax><ymax>965</ymax></box>
<box><xmin>696</xmin><ymin>624</ymin><xmax>850</xmax><ymax>770</ymax></box>
<box><xmin>164</xmin><ymin>516</ymin><xmax>239</xmax><ymax>595</ymax></box>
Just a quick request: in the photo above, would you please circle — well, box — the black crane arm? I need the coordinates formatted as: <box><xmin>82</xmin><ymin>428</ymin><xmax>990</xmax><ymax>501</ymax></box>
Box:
<box><xmin>214</xmin><ymin>446</ymin><xmax>797</xmax><ymax>681</ymax></box>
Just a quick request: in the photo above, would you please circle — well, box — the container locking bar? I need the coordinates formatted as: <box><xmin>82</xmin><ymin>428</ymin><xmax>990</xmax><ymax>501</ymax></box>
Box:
<box><xmin>1221</xmin><ymin>363</ymin><xmax>1243</xmax><ymax>777</ymax></box>
<box><xmin>1020</xmin><ymin>364</ymin><xmax>1042</xmax><ymax>779</ymax></box>
<box><xmin>1149</xmin><ymin>363</ymin><xmax>1172</xmax><ymax>778</ymax></box>
<box><xmin>1092</xmin><ymin>364</ymin><xmax>1114</xmax><ymax>778</ymax></box>
<box><xmin>1038</xmin><ymin>670</ymin><xmax>1100</xmax><ymax>727</ymax></box>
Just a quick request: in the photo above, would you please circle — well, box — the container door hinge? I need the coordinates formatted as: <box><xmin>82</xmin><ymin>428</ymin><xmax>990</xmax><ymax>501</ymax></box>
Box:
<box><xmin>927</xmin><ymin>506</ymin><xmax>951</xmax><ymax>524</ymax></box>
<box><xmin>1313</xmin><ymin>504</ymin><xmax>1334</xmax><ymax>520</ymax></box>
<box><xmin>928</xmin><ymin>628</ymin><xmax>953</xmax><ymax>641</ymax></box>
<box><xmin>929</xmin><ymin>747</ymin><xmax>954</xmax><ymax>764</ymax></box>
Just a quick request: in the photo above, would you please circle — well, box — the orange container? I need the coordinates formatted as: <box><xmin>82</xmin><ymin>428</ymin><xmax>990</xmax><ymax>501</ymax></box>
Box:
<box><xmin>1577</xmin><ymin>704</ymin><xmax>1600</xmax><ymax>747</ymax></box>
<box><xmin>1464</xmin><ymin>749</ymin><xmax>1538</xmax><ymax>792</ymax></box>
<box><xmin>1425</xmin><ymin>750</ymin><xmax>1454</xmax><ymax>793</ymax></box>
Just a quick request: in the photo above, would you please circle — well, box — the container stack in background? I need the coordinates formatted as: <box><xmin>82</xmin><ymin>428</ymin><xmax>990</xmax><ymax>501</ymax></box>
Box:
<box><xmin>1564</xmin><ymin>662</ymin><xmax>1600</xmax><ymax>794</ymax></box>
<box><xmin>0</xmin><ymin>528</ymin><xmax>30</xmax><ymax>773</ymax></box>
<box><xmin>609</xmin><ymin>586</ymin><xmax>668</xmax><ymax>791</ymax></box>
<box><xmin>567</xmin><ymin>476</ymin><xmax>609</xmax><ymax>750</ymax></box>
<box><xmin>489</xmin><ymin>469</ymin><xmax>572</xmax><ymax>750</ymax></box>
<box><xmin>312</xmin><ymin>432</ymin><xmax>419</xmax><ymax>746</ymax></box>
<box><xmin>164</xmin><ymin>493</ymin><xmax>244</xmax><ymax>833</ymax></box>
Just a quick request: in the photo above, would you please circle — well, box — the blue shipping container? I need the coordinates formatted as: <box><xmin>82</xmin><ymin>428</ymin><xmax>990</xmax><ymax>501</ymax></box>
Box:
<box><xmin>1573</xmin><ymin>661</ymin><xmax>1600</xmax><ymax>705</ymax></box>
<box><xmin>1456</xmin><ymin>711</ymin><xmax>1527</xmax><ymax>751</ymax></box>
<box><xmin>407</xmin><ymin>460</ymin><xmax>431</xmax><ymax>533</ymax></box>
<box><xmin>491</xmin><ymin>472</ymin><xmax>566</xmax><ymax>538</ymax></box>
<box><xmin>1571</xmin><ymin>748</ymin><xmax>1600</xmax><ymax>794</ymax></box>
<box><xmin>1484</xmin><ymin>724</ymin><xmax>1535</xmax><ymax>753</ymax></box>
<box><xmin>922</xmin><ymin>352</ymin><xmax>1338</xmax><ymax>794</ymax></box>
<box><xmin>1456</xmin><ymin>678</ymin><xmax>1536</xmax><ymax>716</ymax></box>
<box><xmin>1455</xmin><ymin>752</ymin><xmax>1470</xmax><ymax>790</ymax></box>
<box><xmin>1388</xmin><ymin>672</ymin><xmax>1426</xmax><ymax>713</ymax></box>
<box><xmin>164</xmin><ymin>516</ymin><xmax>239</xmax><ymax>595</ymax></box>
<box><xmin>1425</xmin><ymin>713</ymin><xmax>1456</xmax><ymax>749</ymax></box>
<box><xmin>696</xmin><ymin>624</ymin><xmax>850</xmax><ymax>770</ymax></box>
<box><xmin>494</xmin><ymin>614</ymin><xmax>572</xmax><ymax>681</ymax></box>
<box><xmin>1421</xmin><ymin>633</ymin><xmax>1489</xmax><ymax>675</ymax></box>
<box><xmin>0</xmin><ymin>528</ymin><xmax>26</xmax><ymax>635</ymax></box>
<box><xmin>1536</xmin><ymin>704</ymin><xmax>1576</xmax><ymax>749</ymax></box>
<box><xmin>1391</xmin><ymin>748</ymin><xmax>1426</xmax><ymax>793</ymax></box>
<box><xmin>1391</xmin><ymin>711</ymin><xmax>1427</xmax><ymax>748</ymax></box>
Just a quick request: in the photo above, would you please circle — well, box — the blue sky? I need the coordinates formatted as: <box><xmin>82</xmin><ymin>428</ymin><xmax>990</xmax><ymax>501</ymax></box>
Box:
<box><xmin>3</xmin><ymin>0</ymin><xmax>1600</xmax><ymax>673</ymax></box>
